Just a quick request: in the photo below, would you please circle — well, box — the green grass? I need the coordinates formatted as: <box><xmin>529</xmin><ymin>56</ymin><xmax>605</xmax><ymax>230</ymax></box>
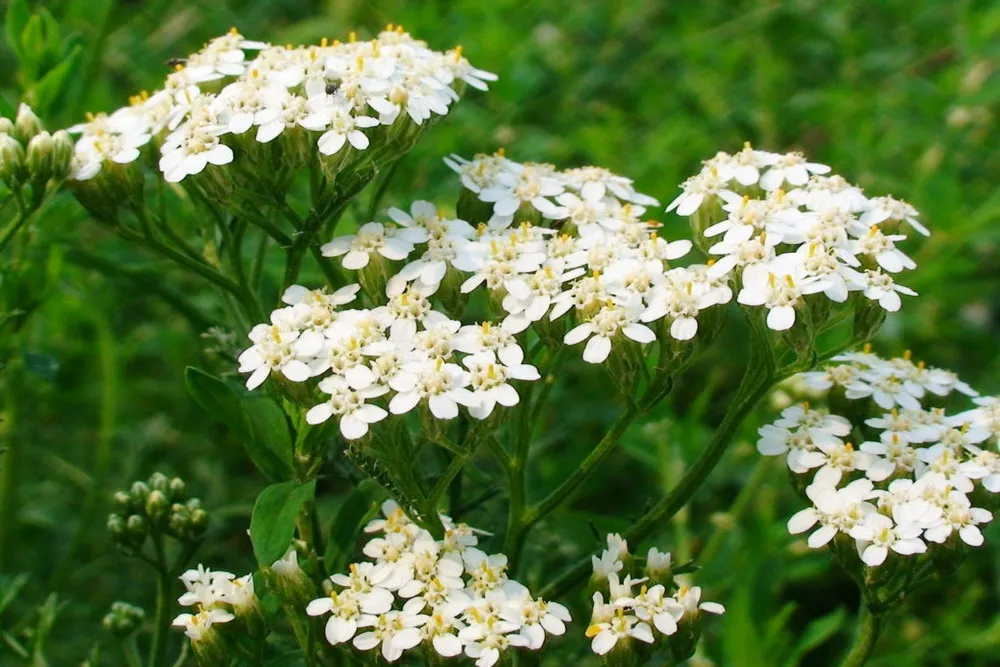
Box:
<box><xmin>1</xmin><ymin>0</ymin><xmax>1000</xmax><ymax>665</ymax></box>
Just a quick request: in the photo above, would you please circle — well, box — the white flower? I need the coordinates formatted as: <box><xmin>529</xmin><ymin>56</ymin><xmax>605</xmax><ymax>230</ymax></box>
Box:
<box><xmin>859</xmin><ymin>269</ymin><xmax>917</xmax><ymax>312</ymax></box>
<box><xmin>321</xmin><ymin>222</ymin><xmax>424</xmax><ymax>270</ymax></box>
<box><xmin>308</xmin><ymin>589</ymin><xmax>367</xmax><ymax>645</ymax></box>
<box><xmin>923</xmin><ymin>491</ymin><xmax>993</xmax><ymax>546</ymax></box>
<box><xmin>305</xmin><ymin>376</ymin><xmax>388</xmax><ymax>438</ymax></box>
<box><xmin>564</xmin><ymin>299</ymin><xmax>656</xmax><ymax>363</ymax></box>
<box><xmin>172</xmin><ymin>608</ymin><xmax>234</xmax><ymax>641</ymax></box>
<box><xmin>666</xmin><ymin>169</ymin><xmax>734</xmax><ymax>216</ymax></box>
<box><xmin>737</xmin><ymin>257</ymin><xmax>828</xmax><ymax>331</ymax></box>
<box><xmin>849</xmin><ymin>512</ymin><xmax>926</xmax><ymax>566</ymax></box>
<box><xmin>585</xmin><ymin>607</ymin><xmax>654</xmax><ymax>655</ymax></box>
<box><xmin>861</xmin><ymin>196</ymin><xmax>929</xmax><ymax>237</ymax></box>
<box><xmin>758</xmin><ymin>152</ymin><xmax>830</xmax><ymax>191</ymax></box>
<box><xmin>787</xmin><ymin>473</ymin><xmax>876</xmax><ymax>548</ymax></box>
<box><xmin>631</xmin><ymin>584</ymin><xmax>684</xmax><ymax>636</ymax></box>
<box><xmin>463</xmin><ymin>352</ymin><xmax>539</xmax><ymax>420</ymax></box>
<box><xmin>674</xmin><ymin>585</ymin><xmax>726</xmax><ymax>618</ymax></box>
<box><xmin>353</xmin><ymin>602</ymin><xmax>429</xmax><ymax>663</ymax></box>
<box><xmin>300</xmin><ymin>95</ymin><xmax>381</xmax><ymax>154</ymax></box>
<box><xmin>389</xmin><ymin>358</ymin><xmax>477</xmax><ymax>420</ymax></box>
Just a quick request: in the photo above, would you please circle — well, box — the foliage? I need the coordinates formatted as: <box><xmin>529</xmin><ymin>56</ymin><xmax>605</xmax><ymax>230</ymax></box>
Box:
<box><xmin>0</xmin><ymin>1</ymin><xmax>998</xmax><ymax>666</ymax></box>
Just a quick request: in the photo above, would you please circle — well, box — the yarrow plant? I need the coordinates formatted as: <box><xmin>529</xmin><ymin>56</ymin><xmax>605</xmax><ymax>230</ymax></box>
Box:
<box><xmin>3</xmin><ymin>11</ymin><xmax>986</xmax><ymax>667</ymax></box>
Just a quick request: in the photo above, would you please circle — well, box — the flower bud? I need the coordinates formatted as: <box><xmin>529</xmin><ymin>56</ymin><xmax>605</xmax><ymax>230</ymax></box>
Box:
<box><xmin>26</xmin><ymin>131</ymin><xmax>53</xmax><ymax>183</ymax></box>
<box><xmin>145</xmin><ymin>489</ymin><xmax>170</xmax><ymax>521</ymax></box>
<box><xmin>15</xmin><ymin>104</ymin><xmax>43</xmax><ymax>143</ymax></box>
<box><xmin>103</xmin><ymin>601</ymin><xmax>145</xmax><ymax>639</ymax></box>
<box><xmin>189</xmin><ymin>508</ymin><xmax>208</xmax><ymax>536</ymax></box>
<box><xmin>50</xmin><ymin>130</ymin><xmax>74</xmax><ymax>181</ymax></box>
<box><xmin>149</xmin><ymin>472</ymin><xmax>170</xmax><ymax>493</ymax></box>
<box><xmin>0</xmin><ymin>134</ymin><xmax>26</xmax><ymax>185</ymax></box>
<box><xmin>0</xmin><ymin>118</ymin><xmax>14</xmax><ymax>137</ymax></box>
<box><xmin>168</xmin><ymin>477</ymin><xmax>187</xmax><ymax>501</ymax></box>
<box><xmin>113</xmin><ymin>491</ymin><xmax>132</xmax><ymax>512</ymax></box>
<box><xmin>126</xmin><ymin>514</ymin><xmax>147</xmax><ymax>539</ymax></box>
<box><xmin>106</xmin><ymin>513</ymin><xmax>126</xmax><ymax>538</ymax></box>
<box><xmin>267</xmin><ymin>547</ymin><xmax>315</xmax><ymax>608</ymax></box>
<box><xmin>129</xmin><ymin>481</ymin><xmax>150</xmax><ymax>506</ymax></box>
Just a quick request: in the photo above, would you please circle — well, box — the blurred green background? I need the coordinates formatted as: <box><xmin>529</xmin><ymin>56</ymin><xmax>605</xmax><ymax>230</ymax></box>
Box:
<box><xmin>2</xmin><ymin>0</ymin><xmax>1000</xmax><ymax>665</ymax></box>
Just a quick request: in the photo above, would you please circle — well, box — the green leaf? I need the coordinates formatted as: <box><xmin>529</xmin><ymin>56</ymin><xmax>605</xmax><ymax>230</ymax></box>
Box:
<box><xmin>4</xmin><ymin>0</ymin><xmax>30</xmax><ymax>61</ymax></box>
<box><xmin>30</xmin><ymin>46</ymin><xmax>82</xmax><ymax>115</ymax></box>
<box><xmin>19</xmin><ymin>15</ymin><xmax>45</xmax><ymax>81</ymax></box>
<box><xmin>184</xmin><ymin>367</ymin><xmax>293</xmax><ymax>481</ymax></box>
<box><xmin>324</xmin><ymin>480</ymin><xmax>384</xmax><ymax>573</ymax></box>
<box><xmin>250</xmin><ymin>480</ymin><xmax>316</xmax><ymax>566</ymax></box>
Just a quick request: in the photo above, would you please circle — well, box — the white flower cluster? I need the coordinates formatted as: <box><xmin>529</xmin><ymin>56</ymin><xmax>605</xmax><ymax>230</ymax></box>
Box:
<box><xmin>68</xmin><ymin>26</ymin><xmax>495</xmax><ymax>182</ymax></box>
<box><xmin>307</xmin><ymin>500</ymin><xmax>570</xmax><ymax>665</ymax></box>
<box><xmin>668</xmin><ymin>144</ymin><xmax>927</xmax><ymax>330</ymax></box>
<box><xmin>171</xmin><ymin>564</ymin><xmax>257</xmax><ymax>641</ymax></box>
<box><xmin>587</xmin><ymin>534</ymin><xmax>724</xmax><ymax>656</ymax></box>
<box><xmin>323</xmin><ymin>153</ymin><xmax>732</xmax><ymax>367</ymax></box>
<box><xmin>237</xmin><ymin>283</ymin><xmax>541</xmax><ymax>439</ymax></box>
<box><xmin>758</xmin><ymin>350</ymin><xmax>999</xmax><ymax>566</ymax></box>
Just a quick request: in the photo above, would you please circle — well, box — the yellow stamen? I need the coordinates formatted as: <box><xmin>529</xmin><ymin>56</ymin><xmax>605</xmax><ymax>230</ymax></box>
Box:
<box><xmin>348</xmin><ymin>31</ymin><xmax>357</xmax><ymax>43</ymax></box>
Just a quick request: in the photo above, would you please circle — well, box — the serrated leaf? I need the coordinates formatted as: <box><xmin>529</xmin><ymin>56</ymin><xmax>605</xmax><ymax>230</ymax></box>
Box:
<box><xmin>4</xmin><ymin>0</ymin><xmax>30</xmax><ymax>61</ymax></box>
<box><xmin>324</xmin><ymin>480</ymin><xmax>384</xmax><ymax>573</ymax></box>
<box><xmin>251</xmin><ymin>480</ymin><xmax>316</xmax><ymax>566</ymax></box>
<box><xmin>184</xmin><ymin>367</ymin><xmax>292</xmax><ymax>482</ymax></box>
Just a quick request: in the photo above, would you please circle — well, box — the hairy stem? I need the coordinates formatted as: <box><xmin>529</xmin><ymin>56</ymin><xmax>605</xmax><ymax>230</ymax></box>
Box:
<box><xmin>838</xmin><ymin>604</ymin><xmax>883</xmax><ymax>667</ymax></box>
<box><xmin>505</xmin><ymin>405</ymin><xmax>639</xmax><ymax>570</ymax></box>
<box><xmin>540</xmin><ymin>318</ymin><xmax>778</xmax><ymax>599</ymax></box>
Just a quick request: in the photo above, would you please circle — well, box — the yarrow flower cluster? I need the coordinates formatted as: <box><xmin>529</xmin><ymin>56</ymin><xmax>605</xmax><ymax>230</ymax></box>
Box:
<box><xmin>68</xmin><ymin>26</ymin><xmax>495</xmax><ymax>183</ymax></box>
<box><xmin>237</xmin><ymin>283</ymin><xmax>540</xmax><ymax>439</ymax></box>
<box><xmin>759</xmin><ymin>349</ymin><xmax>998</xmax><ymax>567</ymax></box>
<box><xmin>586</xmin><ymin>534</ymin><xmax>724</xmax><ymax>659</ymax></box>
<box><xmin>668</xmin><ymin>144</ymin><xmax>927</xmax><ymax>330</ymax></box>
<box><xmin>307</xmin><ymin>500</ymin><xmax>570</xmax><ymax>665</ymax></box>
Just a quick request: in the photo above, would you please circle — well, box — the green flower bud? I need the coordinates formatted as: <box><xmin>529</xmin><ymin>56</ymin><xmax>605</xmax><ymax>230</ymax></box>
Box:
<box><xmin>145</xmin><ymin>489</ymin><xmax>170</xmax><ymax>521</ymax></box>
<box><xmin>50</xmin><ymin>130</ymin><xmax>73</xmax><ymax>181</ymax></box>
<box><xmin>129</xmin><ymin>481</ymin><xmax>150</xmax><ymax>506</ymax></box>
<box><xmin>102</xmin><ymin>601</ymin><xmax>145</xmax><ymax>639</ymax></box>
<box><xmin>0</xmin><ymin>134</ymin><xmax>26</xmax><ymax>185</ymax></box>
<box><xmin>148</xmin><ymin>472</ymin><xmax>169</xmax><ymax>493</ymax></box>
<box><xmin>125</xmin><ymin>514</ymin><xmax>147</xmax><ymax>539</ymax></box>
<box><xmin>168</xmin><ymin>477</ymin><xmax>187</xmax><ymax>501</ymax></box>
<box><xmin>106</xmin><ymin>513</ymin><xmax>126</xmax><ymax>538</ymax></box>
<box><xmin>15</xmin><ymin>104</ymin><xmax>43</xmax><ymax>143</ymax></box>
<box><xmin>189</xmin><ymin>508</ymin><xmax>208</xmax><ymax>535</ymax></box>
<box><xmin>0</xmin><ymin>118</ymin><xmax>14</xmax><ymax>136</ymax></box>
<box><xmin>26</xmin><ymin>131</ymin><xmax>53</xmax><ymax>183</ymax></box>
<box><xmin>113</xmin><ymin>491</ymin><xmax>132</xmax><ymax>511</ymax></box>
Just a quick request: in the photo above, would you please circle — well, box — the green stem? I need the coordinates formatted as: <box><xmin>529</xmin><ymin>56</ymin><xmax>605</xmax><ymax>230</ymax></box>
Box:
<box><xmin>539</xmin><ymin>322</ymin><xmax>778</xmax><ymax>599</ymax></box>
<box><xmin>838</xmin><ymin>604</ymin><xmax>883</xmax><ymax>667</ymax></box>
<box><xmin>505</xmin><ymin>405</ymin><xmax>639</xmax><ymax>569</ymax></box>
<box><xmin>0</xmin><ymin>355</ymin><xmax>25</xmax><ymax>570</ymax></box>
<box><xmin>122</xmin><ymin>637</ymin><xmax>144</xmax><ymax>667</ymax></box>
<box><xmin>148</xmin><ymin>536</ymin><xmax>173</xmax><ymax>667</ymax></box>
<box><xmin>0</xmin><ymin>209</ymin><xmax>31</xmax><ymax>255</ymax></box>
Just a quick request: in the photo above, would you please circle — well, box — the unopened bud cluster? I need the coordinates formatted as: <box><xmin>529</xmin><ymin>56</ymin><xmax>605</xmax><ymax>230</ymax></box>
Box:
<box><xmin>107</xmin><ymin>472</ymin><xmax>207</xmax><ymax>553</ymax></box>
<box><xmin>0</xmin><ymin>104</ymin><xmax>72</xmax><ymax>192</ymax></box>
<box><xmin>102</xmin><ymin>601</ymin><xmax>145</xmax><ymax>639</ymax></box>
